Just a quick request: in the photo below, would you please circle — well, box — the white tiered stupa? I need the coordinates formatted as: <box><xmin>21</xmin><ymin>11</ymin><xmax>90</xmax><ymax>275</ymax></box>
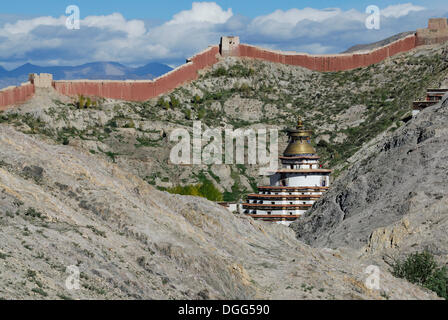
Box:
<box><xmin>242</xmin><ymin>118</ymin><xmax>331</xmax><ymax>225</ymax></box>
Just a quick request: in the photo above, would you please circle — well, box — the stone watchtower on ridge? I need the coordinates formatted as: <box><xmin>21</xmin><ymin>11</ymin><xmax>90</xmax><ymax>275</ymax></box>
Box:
<box><xmin>220</xmin><ymin>36</ymin><xmax>240</xmax><ymax>57</ymax></box>
<box><xmin>29</xmin><ymin>73</ymin><xmax>53</xmax><ymax>88</ymax></box>
<box><xmin>416</xmin><ymin>18</ymin><xmax>448</xmax><ymax>46</ymax></box>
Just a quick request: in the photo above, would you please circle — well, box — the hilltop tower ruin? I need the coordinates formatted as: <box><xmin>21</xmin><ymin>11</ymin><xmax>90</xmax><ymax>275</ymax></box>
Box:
<box><xmin>416</xmin><ymin>18</ymin><xmax>448</xmax><ymax>46</ymax></box>
<box><xmin>219</xmin><ymin>36</ymin><xmax>240</xmax><ymax>57</ymax></box>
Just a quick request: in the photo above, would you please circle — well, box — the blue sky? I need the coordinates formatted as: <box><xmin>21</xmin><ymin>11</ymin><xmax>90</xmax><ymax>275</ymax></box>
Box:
<box><xmin>0</xmin><ymin>1</ymin><xmax>447</xmax><ymax>69</ymax></box>
<box><xmin>2</xmin><ymin>0</ymin><xmax>447</xmax><ymax>20</ymax></box>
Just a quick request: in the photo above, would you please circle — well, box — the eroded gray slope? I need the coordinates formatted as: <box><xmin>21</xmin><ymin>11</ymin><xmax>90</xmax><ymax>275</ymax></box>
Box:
<box><xmin>0</xmin><ymin>124</ymin><xmax>437</xmax><ymax>299</ymax></box>
<box><xmin>291</xmin><ymin>95</ymin><xmax>448</xmax><ymax>251</ymax></box>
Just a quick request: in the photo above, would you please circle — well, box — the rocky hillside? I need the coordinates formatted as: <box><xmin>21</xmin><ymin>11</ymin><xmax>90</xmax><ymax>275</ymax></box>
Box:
<box><xmin>291</xmin><ymin>94</ymin><xmax>448</xmax><ymax>265</ymax></box>
<box><xmin>342</xmin><ymin>31</ymin><xmax>416</xmax><ymax>53</ymax></box>
<box><xmin>0</xmin><ymin>123</ymin><xmax>438</xmax><ymax>299</ymax></box>
<box><xmin>2</xmin><ymin>37</ymin><xmax>448</xmax><ymax>301</ymax></box>
<box><xmin>1</xmin><ymin>42</ymin><xmax>448</xmax><ymax>204</ymax></box>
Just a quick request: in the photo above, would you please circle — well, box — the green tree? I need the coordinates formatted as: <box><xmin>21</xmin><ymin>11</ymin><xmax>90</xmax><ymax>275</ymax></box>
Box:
<box><xmin>77</xmin><ymin>95</ymin><xmax>85</xmax><ymax>109</ymax></box>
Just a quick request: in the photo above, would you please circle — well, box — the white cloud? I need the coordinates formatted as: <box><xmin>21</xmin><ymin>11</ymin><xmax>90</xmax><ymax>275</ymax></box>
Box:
<box><xmin>251</xmin><ymin>7</ymin><xmax>344</xmax><ymax>26</ymax></box>
<box><xmin>2</xmin><ymin>13</ymin><xmax>146</xmax><ymax>39</ymax></box>
<box><xmin>83</xmin><ymin>13</ymin><xmax>146</xmax><ymax>38</ymax></box>
<box><xmin>382</xmin><ymin>3</ymin><xmax>425</xmax><ymax>18</ymax></box>
<box><xmin>167</xmin><ymin>2</ymin><xmax>233</xmax><ymax>25</ymax></box>
<box><xmin>0</xmin><ymin>1</ymin><xmax>442</xmax><ymax>70</ymax></box>
<box><xmin>247</xmin><ymin>7</ymin><xmax>366</xmax><ymax>41</ymax></box>
<box><xmin>3</xmin><ymin>16</ymin><xmax>65</xmax><ymax>35</ymax></box>
<box><xmin>244</xmin><ymin>3</ymin><xmax>435</xmax><ymax>53</ymax></box>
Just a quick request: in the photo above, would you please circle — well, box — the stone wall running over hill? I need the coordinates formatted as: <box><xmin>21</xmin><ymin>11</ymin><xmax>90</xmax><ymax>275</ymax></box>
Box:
<box><xmin>1</xmin><ymin>18</ymin><xmax>447</xmax><ymax>108</ymax></box>
<box><xmin>53</xmin><ymin>46</ymin><xmax>220</xmax><ymax>101</ymax></box>
<box><xmin>237</xmin><ymin>35</ymin><xmax>416</xmax><ymax>72</ymax></box>
<box><xmin>235</xmin><ymin>18</ymin><xmax>447</xmax><ymax>71</ymax></box>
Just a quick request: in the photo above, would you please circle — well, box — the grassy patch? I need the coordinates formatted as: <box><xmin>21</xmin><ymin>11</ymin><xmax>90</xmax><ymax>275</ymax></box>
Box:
<box><xmin>165</xmin><ymin>173</ymin><xmax>223</xmax><ymax>201</ymax></box>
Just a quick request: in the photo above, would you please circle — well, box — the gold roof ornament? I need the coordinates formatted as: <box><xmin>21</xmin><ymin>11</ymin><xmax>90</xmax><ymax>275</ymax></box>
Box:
<box><xmin>283</xmin><ymin>116</ymin><xmax>316</xmax><ymax>156</ymax></box>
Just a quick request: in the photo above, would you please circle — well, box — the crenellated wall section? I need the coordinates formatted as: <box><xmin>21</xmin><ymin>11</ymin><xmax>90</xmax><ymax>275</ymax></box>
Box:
<box><xmin>1</xmin><ymin>18</ymin><xmax>447</xmax><ymax>109</ymax></box>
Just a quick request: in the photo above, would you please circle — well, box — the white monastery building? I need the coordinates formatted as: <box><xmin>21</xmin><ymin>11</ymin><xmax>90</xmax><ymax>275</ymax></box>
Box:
<box><xmin>242</xmin><ymin>118</ymin><xmax>331</xmax><ymax>225</ymax></box>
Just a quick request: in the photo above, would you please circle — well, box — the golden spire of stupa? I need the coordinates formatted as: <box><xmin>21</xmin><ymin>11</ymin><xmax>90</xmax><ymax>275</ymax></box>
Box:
<box><xmin>283</xmin><ymin>115</ymin><xmax>316</xmax><ymax>156</ymax></box>
<box><xmin>297</xmin><ymin>116</ymin><xmax>303</xmax><ymax>129</ymax></box>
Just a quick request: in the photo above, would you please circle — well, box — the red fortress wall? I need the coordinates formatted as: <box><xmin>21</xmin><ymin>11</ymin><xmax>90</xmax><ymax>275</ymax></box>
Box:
<box><xmin>237</xmin><ymin>35</ymin><xmax>417</xmax><ymax>72</ymax></box>
<box><xmin>51</xmin><ymin>34</ymin><xmax>418</xmax><ymax>100</ymax></box>
<box><xmin>0</xmin><ymin>83</ymin><xmax>35</xmax><ymax>110</ymax></box>
<box><xmin>53</xmin><ymin>45</ymin><xmax>220</xmax><ymax>101</ymax></box>
<box><xmin>1</xmin><ymin>18</ymin><xmax>447</xmax><ymax>109</ymax></box>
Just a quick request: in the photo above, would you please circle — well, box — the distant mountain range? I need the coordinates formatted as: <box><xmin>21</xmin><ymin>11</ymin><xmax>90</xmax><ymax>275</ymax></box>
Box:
<box><xmin>0</xmin><ymin>61</ymin><xmax>173</xmax><ymax>89</ymax></box>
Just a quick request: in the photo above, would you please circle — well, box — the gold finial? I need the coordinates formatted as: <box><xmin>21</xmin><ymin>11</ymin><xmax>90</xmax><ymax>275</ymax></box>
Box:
<box><xmin>297</xmin><ymin>116</ymin><xmax>303</xmax><ymax>129</ymax></box>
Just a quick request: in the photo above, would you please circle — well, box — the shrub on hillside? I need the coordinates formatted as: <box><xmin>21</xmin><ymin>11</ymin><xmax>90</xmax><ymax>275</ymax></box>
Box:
<box><xmin>170</xmin><ymin>96</ymin><xmax>180</xmax><ymax>108</ymax></box>
<box><xmin>184</xmin><ymin>109</ymin><xmax>192</xmax><ymax>120</ymax></box>
<box><xmin>156</xmin><ymin>97</ymin><xmax>170</xmax><ymax>109</ymax></box>
<box><xmin>213</xmin><ymin>67</ymin><xmax>228</xmax><ymax>77</ymax></box>
<box><xmin>198</xmin><ymin>180</ymin><xmax>223</xmax><ymax>201</ymax></box>
<box><xmin>156</xmin><ymin>96</ymin><xmax>181</xmax><ymax>109</ymax></box>
<box><xmin>191</xmin><ymin>94</ymin><xmax>202</xmax><ymax>105</ymax></box>
<box><xmin>76</xmin><ymin>95</ymin><xmax>97</xmax><ymax>109</ymax></box>
<box><xmin>77</xmin><ymin>95</ymin><xmax>85</xmax><ymax>109</ymax></box>
<box><xmin>227</xmin><ymin>64</ymin><xmax>255</xmax><ymax>77</ymax></box>
<box><xmin>197</xmin><ymin>107</ymin><xmax>206</xmax><ymax>120</ymax></box>
<box><xmin>392</xmin><ymin>251</ymin><xmax>448</xmax><ymax>299</ymax></box>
